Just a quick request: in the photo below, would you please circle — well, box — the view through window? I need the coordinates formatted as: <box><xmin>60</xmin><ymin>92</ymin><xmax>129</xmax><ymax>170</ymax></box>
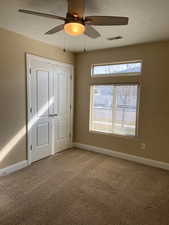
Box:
<box><xmin>92</xmin><ymin>61</ymin><xmax>142</xmax><ymax>76</ymax></box>
<box><xmin>90</xmin><ymin>85</ymin><xmax>138</xmax><ymax>136</ymax></box>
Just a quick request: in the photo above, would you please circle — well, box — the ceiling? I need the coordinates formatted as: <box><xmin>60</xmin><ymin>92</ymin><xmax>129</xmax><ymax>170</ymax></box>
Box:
<box><xmin>1</xmin><ymin>0</ymin><xmax>169</xmax><ymax>52</ymax></box>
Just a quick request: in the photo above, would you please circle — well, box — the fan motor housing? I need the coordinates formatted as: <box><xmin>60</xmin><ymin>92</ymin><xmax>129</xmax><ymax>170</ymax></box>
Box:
<box><xmin>66</xmin><ymin>13</ymin><xmax>84</xmax><ymax>25</ymax></box>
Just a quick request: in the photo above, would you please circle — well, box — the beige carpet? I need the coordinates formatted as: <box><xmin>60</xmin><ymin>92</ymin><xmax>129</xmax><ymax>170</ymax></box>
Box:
<box><xmin>0</xmin><ymin>148</ymin><xmax>169</xmax><ymax>225</ymax></box>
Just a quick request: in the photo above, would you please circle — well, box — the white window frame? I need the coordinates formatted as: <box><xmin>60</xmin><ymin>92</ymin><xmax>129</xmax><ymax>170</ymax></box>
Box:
<box><xmin>91</xmin><ymin>60</ymin><xmax>142</xmax><ymax>78</ymax></box>
<box><xmin>89</xmin><ymin>83</ymin><xmax>140</xmax><ymax>138</ymax></box>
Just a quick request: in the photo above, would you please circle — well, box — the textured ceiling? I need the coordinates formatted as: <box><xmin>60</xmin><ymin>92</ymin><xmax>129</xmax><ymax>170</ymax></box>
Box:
<box><xmin>1</xmin><ymin>0</ymin><xmax>169</xmax><ymax>52</ymax></box>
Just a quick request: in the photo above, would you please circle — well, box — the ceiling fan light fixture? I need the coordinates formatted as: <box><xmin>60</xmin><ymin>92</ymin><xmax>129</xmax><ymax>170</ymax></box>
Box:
<box><xmin>64</xmin><ymin>22</ymin><xmax>85</xmax><ymax>36</ymax></box>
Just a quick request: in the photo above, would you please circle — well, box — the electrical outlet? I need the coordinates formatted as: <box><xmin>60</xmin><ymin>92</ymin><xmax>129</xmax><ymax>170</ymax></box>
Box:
<box><xmin>140</xmin><ymin>143</ymin><xmax>146</xmax><ymax>150</ymax></box>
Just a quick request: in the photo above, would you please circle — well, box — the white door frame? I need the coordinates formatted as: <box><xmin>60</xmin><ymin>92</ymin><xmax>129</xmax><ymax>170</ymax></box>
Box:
<box><xmin>26</xmin><ymin>53</ymin><xmax>74</xmax><ymax>165</ymax></box>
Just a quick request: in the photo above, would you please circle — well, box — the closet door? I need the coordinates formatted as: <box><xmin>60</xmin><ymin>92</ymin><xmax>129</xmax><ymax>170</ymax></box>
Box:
<box><xmin>29</xmin><ymin>58</ymin><xmax>53</xmax><ymax>162</ymax></box>
<box><xmin>53</xmin><ymin>65</ymin><xmax>72</xmax><ymax>153</ymax></box>
<box><xmin>27</xmin><ymin>54</ymin><xmax>73</xmax><ymax>163</ymax></box>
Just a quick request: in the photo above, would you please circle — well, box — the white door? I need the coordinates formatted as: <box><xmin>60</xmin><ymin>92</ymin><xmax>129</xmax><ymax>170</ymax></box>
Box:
<box><xmin>53</xmin><ymin>65</ymin><xmax>72</xmax><ymax>152</ymax></box>
<box><xmin>27</xmin><ymin>55</ymin><xmax>73</xmax><ymax>163</ymax></box>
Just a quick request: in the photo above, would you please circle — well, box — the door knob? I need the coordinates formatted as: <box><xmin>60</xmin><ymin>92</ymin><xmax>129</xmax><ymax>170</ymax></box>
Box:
<box><xmin>49</xmin><ymin>114</ymin><xmax>58</xmax><ymax>117</ymax></box>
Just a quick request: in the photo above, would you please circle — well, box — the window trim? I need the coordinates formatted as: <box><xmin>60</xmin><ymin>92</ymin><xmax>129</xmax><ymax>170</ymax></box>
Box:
<box><xmin>91</xmin><ymin>60</ymin><xmax>142</xmax><ymax>78</ymax></box>
<box><xmin>89</xmin><ymin>83</ymin><xmax>140</xmax><ymax>138</ymax></box>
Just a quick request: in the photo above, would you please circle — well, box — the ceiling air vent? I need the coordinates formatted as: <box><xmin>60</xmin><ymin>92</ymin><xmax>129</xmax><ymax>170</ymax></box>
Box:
<box><xmin>107</xmin><ymin>36</ymin><xmax>123</xmax><ymax>41</ymax></box>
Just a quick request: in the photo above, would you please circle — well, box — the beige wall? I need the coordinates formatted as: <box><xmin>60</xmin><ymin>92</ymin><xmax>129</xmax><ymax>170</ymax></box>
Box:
<box><xmin>1</xmin><ymin>27</ymin><xmax>169</xmax><ymax>169</ymax></box>
<box><xmin>74</xmin><ymin>41</ymin><xmax>169</xmax><ymax>164</ymax></box>
<box><xmin>0</xmin><ymin>28</ymin><xmax>74</xmax><ymax>169</ymax></box>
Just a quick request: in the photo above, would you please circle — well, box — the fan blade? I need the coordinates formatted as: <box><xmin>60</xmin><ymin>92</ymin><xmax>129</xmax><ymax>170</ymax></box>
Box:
<box><xmin>85</xmin><ymin>16</ymin><xmax>129</xmax><ymax>26</ymax></box>
<box><xmin>45</xmin><ymin>24</ymin><xmax>64</xmax><ymax>35</ymax></box>
<box><xmin>19</xmin><ymin>9</ymin><xmax>66</xmax><ymax>21</ymax></box>
<box><xmin>84</xmin><ymin>25</ymin><xmax>100</xmax><ymax>39</ymax></box>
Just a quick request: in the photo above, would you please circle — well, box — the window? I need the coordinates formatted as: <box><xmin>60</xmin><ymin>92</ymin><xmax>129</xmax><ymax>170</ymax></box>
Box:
<box><xmin>92</xmin><ymin>61</ymin><xmax>142</xmax><ymax>77</ymax></box>
<box><xmin>90</xmin><ymin>85</ymin><xmax>139</xmax><ymax>136</ymax></box>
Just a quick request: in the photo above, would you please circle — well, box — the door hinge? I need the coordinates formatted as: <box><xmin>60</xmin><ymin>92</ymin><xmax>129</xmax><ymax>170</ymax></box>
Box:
<box><xmin>30</xmin><ymin>145</ymin><xmax>33</xmax><ymax>151</ymax></box>
<box><xmin>70</xmin><ymin>75</ymin><xmax>72</xmax><ymax>80</ymax></box>
<box><xmin>70</xmin><ymin>104</ymin><xmax>72</xmax><ymax>111</ymax></box>
<box><xmin>30</xmin><ymin>107</ymin><xmax>32</xmax><ymax>113</ymax></box>
<box><xmin>29</xmin><ymin>68</ymin><xmax>32</xmax><ymax>74</ymax></box>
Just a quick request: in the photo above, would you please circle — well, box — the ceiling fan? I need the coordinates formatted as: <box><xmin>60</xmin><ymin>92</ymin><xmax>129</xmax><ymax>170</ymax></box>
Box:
<box><xmin>19</xmin><ymin>0</ymin><xmax>129</xmax><ymax>39</ymax></box>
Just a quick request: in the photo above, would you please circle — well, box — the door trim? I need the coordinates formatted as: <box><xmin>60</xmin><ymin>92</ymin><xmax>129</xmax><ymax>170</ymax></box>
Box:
<box><xmin>26</xmin><ymin>53</ymin><xmax>74</xmax><ymax>165</ymax></box>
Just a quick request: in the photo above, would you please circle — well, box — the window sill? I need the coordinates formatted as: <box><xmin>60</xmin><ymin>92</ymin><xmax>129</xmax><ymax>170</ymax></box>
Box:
<box><xmin>89</xmin><ymin>130</ymin><xmax>140</xmax><ymax>140</ymax></box>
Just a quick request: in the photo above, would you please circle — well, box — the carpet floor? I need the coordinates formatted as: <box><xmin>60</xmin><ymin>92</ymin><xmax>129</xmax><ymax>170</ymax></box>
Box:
<box><xmin>0</xmin><ymin>148</ymin><xmax>169</xmax><ymax>225</ymax></box>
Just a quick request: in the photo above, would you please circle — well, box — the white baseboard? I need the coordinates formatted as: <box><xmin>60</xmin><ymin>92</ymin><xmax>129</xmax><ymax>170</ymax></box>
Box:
<box><xmin>0</xmin><ymin>160</ymin><xmax>28</xmax><ymax>176</ymax></box>
<box><xmin>74</xmin><ymin>143</ymin><xmax>169</xmax><ymax>171</ymax></box>
<box><xmin>0</xmin><ymin>145</ymin><xmax>72</xmax><ymax>176</ymax></box>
